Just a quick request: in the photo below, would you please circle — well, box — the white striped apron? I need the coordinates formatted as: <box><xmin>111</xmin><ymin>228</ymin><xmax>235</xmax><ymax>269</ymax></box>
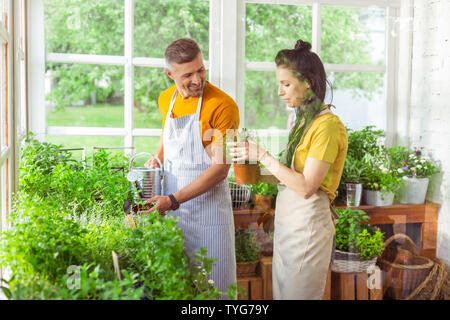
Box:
<box><xmin>163</xmin><ymin>88</ymin><xmax>236</xmax><ymax>300</ymax></box>
<box><xmin>272</xmin><ymin>155</ymin><xmax>334</xmax><ymax>299</ymax></box>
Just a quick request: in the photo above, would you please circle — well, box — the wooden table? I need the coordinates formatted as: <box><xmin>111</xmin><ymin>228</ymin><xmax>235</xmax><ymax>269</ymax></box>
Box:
<box><xmin>234</xmin><ymin>202</ymin><xmax>441</xmax><ymax>259</ymax></box>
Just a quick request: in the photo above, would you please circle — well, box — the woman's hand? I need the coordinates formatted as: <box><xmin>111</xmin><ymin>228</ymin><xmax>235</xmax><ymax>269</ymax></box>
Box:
<box><xmin>227</xmin><ymin>139</ymin><xmax>267</xmax><ymax>163</ymax></box>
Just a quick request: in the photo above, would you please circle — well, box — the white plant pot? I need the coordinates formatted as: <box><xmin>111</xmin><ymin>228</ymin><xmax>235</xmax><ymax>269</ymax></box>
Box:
<box><xmin>364</xmin><ymin>189</ymin><xmax>394</xmax><ymax>206</ymax></box>
<box><xmin>398</xmin><ymin>177</ymin><xmax>429</xmax><ymax>204</ymax></box>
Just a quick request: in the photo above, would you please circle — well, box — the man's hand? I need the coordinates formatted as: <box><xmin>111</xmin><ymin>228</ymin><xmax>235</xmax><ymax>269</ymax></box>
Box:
<box><xmin>144</xmin><ymin>157</ymin><xmax>160</xmax><ymax>168</ymax></box>
<box><xmin>141</xmin><ymin>195</ymin><xmax>172</xmax><ymax>216</ymax></box>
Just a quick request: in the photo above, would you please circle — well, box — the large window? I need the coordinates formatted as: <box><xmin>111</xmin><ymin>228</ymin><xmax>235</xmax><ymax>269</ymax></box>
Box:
<box><xmin>242</xmin><ymin>1</ymin><xmax>393</xmax><ymax>155</ymax></box>
<box><xmin>42</xmin><ymin>0</ymin><xmax>210</xmax><ymax>165</ymax></box>
<box><xmin>31</xmin><ymin>0</ymin><xmax>400</xmax><ymax>162</ymax></box>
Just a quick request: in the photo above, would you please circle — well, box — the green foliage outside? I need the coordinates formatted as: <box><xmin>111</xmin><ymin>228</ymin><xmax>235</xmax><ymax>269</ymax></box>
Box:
<box><xmin>0</xmin><ymin>136</ymin><xmax>236</xmax><ymax>300</ymax></box>
<box><xmin>235</xmin><ymin>228</ymin><xmax>261</xmax><ymax>263</ymax></box>
<box><xmin>334</xmin><ymin>208</ymin><xmax>385</xmax><ymax>261</ymax></box>
<box><xmin>44</xmin><ymin>1</ymin><xmax>383</xmax><ymax>134</ymax></box>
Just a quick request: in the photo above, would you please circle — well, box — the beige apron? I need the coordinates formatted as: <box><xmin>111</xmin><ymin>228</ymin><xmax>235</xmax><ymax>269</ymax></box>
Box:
<box><xmin>272</xmin><ymin>165</ymin><xmax>334</xmax><ymax>299</ymax></box>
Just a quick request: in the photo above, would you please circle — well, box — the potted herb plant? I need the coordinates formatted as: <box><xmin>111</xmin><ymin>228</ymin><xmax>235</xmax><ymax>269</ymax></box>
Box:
<box><xmin>332</xmin><ymin>208</ymin><xmax>385</xmax><ymax>273</ymax></box>
<box><xmin>250</xmin><ymin>182</ymin><xmax>278</xmax><ymax>210</ymax></box>
<box><xmin>362</xmin><ymin>151</ymin><xmax>403</xmax><ymax>206</ymax></box>
<box><xmin>235</xmin><ymin>227</ymin><xmax>261</xmax><ymax>277</ymax></box>
<box><xmin>394</xmin><ymin>148</ymin><xmax>440</xmax><ymax>204</ymax></box>
<box><xmin>337</xmin><ymin>126</ymin><xmax>385</xmax><ymax>205</ymax></box>
<box><xmin>229</xmin><ymin>128</ymin><xmax>260</xmax><ymax>185</ymax></box>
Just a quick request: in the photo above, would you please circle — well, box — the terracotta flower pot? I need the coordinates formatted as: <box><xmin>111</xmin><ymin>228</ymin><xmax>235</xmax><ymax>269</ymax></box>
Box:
<box><xmin>236</xmin><ymin>261</ymin><xmax>259</xmax><ymax>277</ymax></box>
<box><xmin>233</xmin><ymin>163</ymin><xmax>260</xmax><ymax>185</ymax></box>
<box><xmin>253</xmin><ymin>194</ymin><xmax>272</xmax><ymax>210</ymax></box>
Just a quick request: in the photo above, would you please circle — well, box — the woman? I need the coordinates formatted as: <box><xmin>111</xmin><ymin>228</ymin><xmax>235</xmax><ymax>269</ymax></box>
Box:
<box><xmin>228</xmin><ymin>39</ymin><xmax>348</xmax><ymax>299</ymax></box>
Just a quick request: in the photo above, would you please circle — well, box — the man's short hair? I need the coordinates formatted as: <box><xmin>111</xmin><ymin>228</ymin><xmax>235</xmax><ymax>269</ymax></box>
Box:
<box><xmin>165</xmin><ymin>38</ymin><xmax>201</xmax><ymax>69</ymax></box>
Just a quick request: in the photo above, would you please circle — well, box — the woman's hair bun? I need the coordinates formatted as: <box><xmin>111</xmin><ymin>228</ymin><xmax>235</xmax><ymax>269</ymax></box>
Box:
<box><xmin>294</xmin><ymin>39</ymin><xmax>311</xmax><ymax>52</ymax></box>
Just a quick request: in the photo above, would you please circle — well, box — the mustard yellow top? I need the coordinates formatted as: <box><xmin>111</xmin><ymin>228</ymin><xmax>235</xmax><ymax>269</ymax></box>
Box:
<box><xmin>293</xmin><ymin>113</ymin><xmax>348</xmax><ymax>202</ymax></box>
<box><xmin>158</xmin><ymin>82</ymin><xmax>240</xmax><ymax>148</ymax></box>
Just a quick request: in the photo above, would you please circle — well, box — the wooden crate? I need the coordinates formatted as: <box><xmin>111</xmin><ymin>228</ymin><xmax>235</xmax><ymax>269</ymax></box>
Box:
<box><xmin>237</xmin><ymin>276</ymin><xmax>263</xmax><ymax>300</ymax></box>
<box><xmin>242</xmin><ymin>257</ymin><xmax>331</xmax><ymax>300</ymax></box>
<box><xmin>259</xmin><ymin>256</ymin><xmax>273</xmax><ymax>300</ymax></box>
<box><xmin>331</xmin><ymin>271</ymin><xmax>383</xmax><ymax>300</ymax></box>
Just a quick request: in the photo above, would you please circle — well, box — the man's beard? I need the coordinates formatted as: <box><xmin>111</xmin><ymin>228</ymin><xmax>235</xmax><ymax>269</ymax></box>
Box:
<box><xmin>187</xmin><ymin>81</ymin><xmax>206</xmax><ymax>96</ymax></box>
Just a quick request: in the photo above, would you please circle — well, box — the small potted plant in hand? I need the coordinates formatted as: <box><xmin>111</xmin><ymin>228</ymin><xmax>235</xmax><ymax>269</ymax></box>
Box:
<box><xmin>235</xmin><ymin>227</ymin><xmax>262</xmax><ymax>277</ymax></box>
<box><xmin>394</xmin><ymin>148</ymin><xmax>440</xmax><ymax>204</ymax></box>
<box><xmin>228</xmin><ymin>128</ymin><xmax>260</xmax><ymax>185</ymax></box>
<box><xmin>332</xmin><ymin>208</ymin><xmax>385</xmax><ymax>273</ymax></box>
<box><xmin>251</xmin><ymin>182</ymin><xmax>278</xmax><ymax>210</ymax></box>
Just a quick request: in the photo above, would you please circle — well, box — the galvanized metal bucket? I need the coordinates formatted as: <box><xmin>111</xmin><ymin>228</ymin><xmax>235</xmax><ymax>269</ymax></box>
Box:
<box><xmin>127</xmin><ymin>152</ymin><xmax>164</xmax><ymax>200</ymax></box>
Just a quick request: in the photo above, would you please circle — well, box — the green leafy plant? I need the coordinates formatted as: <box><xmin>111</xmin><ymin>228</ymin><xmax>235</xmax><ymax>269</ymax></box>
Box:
<box><xmin>334</xmin><ymin>208</ymin><xmax>384</xmax><ymax>261</ymax></box>
<box><xmin>1</xmin><ymin>137</ymin><xmax>237</xmax><ymax>300</ymax></box>
<box><xmin>362</xmin><ymin>151</ymin><xmax>403</xmax><ymax>195</ymax></box>
<box><xmin>250</xmin><ymin>182</ymin><xmax>278</xmax><ymax>196</ymax></box>
<box><xmin>235</xmin><ymin>227</ymin><xmax>261</xmax><ymax>263</ymax></box>
<box><xmin>337</xmin><ymin>126</ymin><xmax>385</xmax><ymax>201</ymax></box>
<box><xmin>355</xmin><ymin>229</ymin><xmax>385</xmax><ymax>262</ymax></box>
<box><xmin>341</xmin><ymin>155</ymin><xmax>367</xmax><ymax>183</ymax></box>
<box><xmin>346</xmin><ymin>126</ymin><xmax>385</xmax><ymax>161</ymax></box>
<box><xmin>392</xmin><ymin>148</ymin><xmax>440</xmax><ymax>179</ymax></box>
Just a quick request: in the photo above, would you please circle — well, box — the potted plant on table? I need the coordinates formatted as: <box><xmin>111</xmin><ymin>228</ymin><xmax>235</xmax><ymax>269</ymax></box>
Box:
<box><xmin>251</xmin><ymin>182</ymin><xmax>278</xmax><ymax>210</ymax></box>
<box><xmin>228</xmin><ymin>128</ymin><xmax>260</xmax><ymax>185</ymax></box>
<box><xmin>235</xmin><ymin>227</ymin><xmax>261</xmax><ymax>277</ymax></box>
<box><xmin>393</xmin><ymin>148</ymin><xmax>440</xmax><ymax>204</ymax></box>
<box><xmin>337</xmin><ymin>126</ymin><xmax>385</xmax><ymax>205</ymax></box>
<box><xmin>332</xmin><ymin>208</ymin><xmax>385</xmax><ymax>273</ymax></box>
<box><xmin>362</xmin><ymin>150</ymin><xmax>403</xmax><ymax>206</ymax></box>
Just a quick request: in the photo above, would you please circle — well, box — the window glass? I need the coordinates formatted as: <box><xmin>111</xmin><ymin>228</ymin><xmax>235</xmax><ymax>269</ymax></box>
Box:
<box><xmin>44</xmin><ymin>0</ymin><xmax>124</xmax><ymax>55</ymax></box>
<box><xmin>134</xmin><ymin>0</ymin><xmax>210</xmax><ymax>60</ymax></box>
<box><xmin>134</xmin><ymin>66</ymin><xmax>167</xmax><ymax>129</ymax></box>
<box><xmin>45</xmin><ymin>63</ymin><xmax>124</xmax><ymax>127</ymax></box>
<box><xmin>321</xmin><ymin>6</ymin><xmax>386</xmax><ymax>65</ymax></box>
<box><xmin>327</xmin><ymin>71</ymin><xmax>386</xmax><ymax>131</ymax></box>
<box><xmin>245</xmin><ymin>70</ymin><xmax>290</xmax><ymax>130</ymax></box>
<box><xmin>246</xmin><ymin>3</ymin><xmax>312</xmax><ymax>62</ymax></box>
<box><xmin>133</xmin><ymin>136</ymin><xmax>161</xmax><ymax>167</ymax></box>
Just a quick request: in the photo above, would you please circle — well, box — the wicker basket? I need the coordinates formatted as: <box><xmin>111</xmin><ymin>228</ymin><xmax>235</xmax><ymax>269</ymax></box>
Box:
<box><xmin>331</xmin><ymin>249</ymin><xmax>378</xmax><ymax>273</ymax></box>
<box><xmin>405</xmin><ymin>258</ymin><xmax>448</xmax><ymax>300</ymax></box>
<box><xmin>376</xmin><ymin>233</ymin><xmax>435</xmax><ymax>300</ymax></box>
<box><xmin>229</xmin><ymin>181</ymin><xmax>251</xmax><ymax>209</ymax></box>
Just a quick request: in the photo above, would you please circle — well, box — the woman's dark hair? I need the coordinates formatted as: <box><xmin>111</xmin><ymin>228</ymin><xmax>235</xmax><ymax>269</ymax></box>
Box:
<box><xmin>275</xmin><ymin>39</ymin><xmax>330</xmax><ymax>167</ymax></box>
<box><xmin>275</xmin><ymin>39</ymin><xmax>327</xmax><ymax>102</ymax></box>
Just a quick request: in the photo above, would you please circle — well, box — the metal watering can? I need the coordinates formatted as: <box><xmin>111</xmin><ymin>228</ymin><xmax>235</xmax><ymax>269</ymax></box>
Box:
<box><xmin>126</xmin><ymin>152</ymin><xmax>164</xmax><ymax>201</ymax></box>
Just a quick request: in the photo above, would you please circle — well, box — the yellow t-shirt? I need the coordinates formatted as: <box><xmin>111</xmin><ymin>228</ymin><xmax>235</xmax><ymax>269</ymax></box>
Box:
<box><xmin>293</xmin><ymin>113</ymin><xmax>348</xmax><ymax>202</ymax></box>
<box><xmin>158</xmin><ymin>82</ymin><xmax>240</xmax><ymax>148</ymax></box>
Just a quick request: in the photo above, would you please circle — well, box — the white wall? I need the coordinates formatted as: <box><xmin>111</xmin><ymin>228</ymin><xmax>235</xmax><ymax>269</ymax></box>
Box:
<box><xmin>410</xmin><ymin>0</ymin><xmax>450</xmax><ymax>265</ymax></box>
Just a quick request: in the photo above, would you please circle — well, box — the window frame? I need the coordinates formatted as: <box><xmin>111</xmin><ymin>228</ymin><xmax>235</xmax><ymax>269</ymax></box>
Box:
<box><xmin>0</xmin><ymin>0</ymin><xmax>15</xmax><ymax>235</ymax></box>
<box><xmin>27</xmin><ymin>0</ymin><xmax>409</xmax><ymax>156</ymax></box>
<box><xmin>239</xmin><ymin>0</ymin><xmax>400</xmax><ymax>144</ymax></box>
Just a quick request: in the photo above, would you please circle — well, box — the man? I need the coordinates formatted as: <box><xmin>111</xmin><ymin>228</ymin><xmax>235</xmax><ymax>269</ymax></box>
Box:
<box><xmin>143</xmin><ymin>38</ymin><xmax>239</xmax><ymax>299</ymax></box>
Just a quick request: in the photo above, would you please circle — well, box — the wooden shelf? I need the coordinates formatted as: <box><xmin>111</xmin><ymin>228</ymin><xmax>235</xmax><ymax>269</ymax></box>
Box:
<box><xmin>234</xmin><ymin>202</ymin><xmax>441</xmax><ymax>259</ymax></box>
